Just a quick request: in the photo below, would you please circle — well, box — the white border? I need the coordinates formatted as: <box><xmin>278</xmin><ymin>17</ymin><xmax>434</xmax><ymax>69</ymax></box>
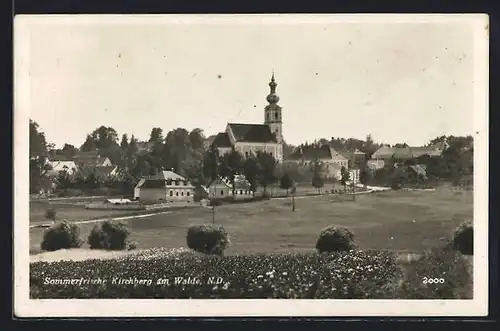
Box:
<box><xmin>14</xmin><ymin>14</ymin><xmax>489</xmax><ymax>317</ymax></box>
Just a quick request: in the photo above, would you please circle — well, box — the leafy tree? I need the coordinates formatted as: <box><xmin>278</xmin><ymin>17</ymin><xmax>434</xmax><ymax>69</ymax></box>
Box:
<box><xmin>279</xmin><ymin>173</ymin><xmax>293</xmax><ymax>195</ymax></box>
<box><xmin>148</xmin><ymin>128</ymin><xmax>164</xmax><ymax>143</ymax></box>
<box><xmin>203</xmin><ymin>144</ymin><xmax>220</xmax><ymax>183</ymax></box>
<box><xmin>256</xmin><ymin>151</ymin><xmax>277</xmax><ymax>196</ymax></box>
<box><xmin>359</xmin><ymin>166</ymin><xmax>372</xmax><ymax>188</ymax></box>
<box><xmin>61</xmin><ymin>144</ymin><xmax>78</xmax><ymax>159</ymax></box>
<box><xmin>29</xmin><ymin>120</ymin><xmax>52</xmax><ymax>194</ymax></box>
<box><xmin>219</xmin><ymin>148</ymin><xmax>244</xmax><ymax>196</ymax></box>
<box><xmin>340</xmin><ymin>166</ymin><xmax>350</xmax><ymax>191</ymax></box>
<box><xmin>55</xmin><ymin>168</ymin><xmax>73</xmax><ymax>190</ymax></box>
<box><xmin>243</xmin><ymin>156</ymin><xmax>259</xmax><ymax>198</ymax></box>
<box><xmin>311</xmin><ymin>161</ymin><xmax>324</xmax><ymax>193</ymax></box>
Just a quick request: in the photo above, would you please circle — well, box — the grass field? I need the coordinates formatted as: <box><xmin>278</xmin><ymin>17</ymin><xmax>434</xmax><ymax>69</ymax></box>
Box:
<box><xmin>29</xmin><ymin>188</ymin><xmax>473</xmax><ymax>255</ymax></box>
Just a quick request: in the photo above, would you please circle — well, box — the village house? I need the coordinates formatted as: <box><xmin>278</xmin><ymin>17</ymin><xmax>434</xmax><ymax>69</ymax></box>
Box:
<box><xmin>74</xmin><ymin>150</ymin><xmax>113</xmax><ymax>168</ymax></box>
<box><xmin>46</xmin><ymin>156</ymin><xmax>78</xmax><ymax>175</ymax></box>
<box><xmin>368</xmin><ymin>142</ymin><xmax>448</xmax><ymax>170</ymax></box>
<box><xmin>206</xmin><ymin>175</ymin><xmax>253</xmax><ymax>199</ymax></box>
<box><xmin>340</xmin><ymin>149</ymin><xmax>367</xmax><ymax>168</ymax></box>
<box><xmin>134</xmin><ymin>170</ymin><xmax>195</xmax><ymax>203</ymax></box>
<box><xmin>284</xmin><ymin>144</ymin><xmax>349</xmax><ymax>180</ymax></box>
<box><xmin>212</xmin><ymin>73</ymin><xmax>284</xmax><ymax>162</ymax></box>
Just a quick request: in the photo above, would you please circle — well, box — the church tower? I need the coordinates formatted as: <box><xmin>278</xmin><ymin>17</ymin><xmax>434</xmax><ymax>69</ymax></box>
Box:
<box><xmin>264</xmin><ymin>72</ymin><xmax>283</xmax><ymax>144</ymax></box>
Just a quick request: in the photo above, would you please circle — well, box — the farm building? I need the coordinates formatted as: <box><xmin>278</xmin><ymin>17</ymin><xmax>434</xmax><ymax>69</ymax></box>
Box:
<box><xmin>207</xmin><ymin>175</ymin><xmax>253</xmax><ymax>199</ymax></box>
<box><xmin>135</xmin><ymin>170</ymin><xmax>195</xmax><ymax>203</ymax></box>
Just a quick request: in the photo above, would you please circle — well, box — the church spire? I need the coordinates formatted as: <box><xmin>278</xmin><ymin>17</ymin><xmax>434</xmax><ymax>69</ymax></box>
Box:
<box><xmin>267</xmin><ymin>72</ymin><xmax>279</xmax><ymax>104</ymax></box>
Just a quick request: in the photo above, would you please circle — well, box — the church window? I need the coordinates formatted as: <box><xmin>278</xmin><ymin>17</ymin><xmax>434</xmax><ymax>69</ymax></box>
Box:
<box><xmin>267</xmin><ymin>113</ymin><xmax>270</xmax><ymax>121</ymax></box>
<box><xmin>240</xmin><ymin>190</ymin><xmax>243</xmax><ymax>195</ymax></box>
<box><xmin>181</xmin><ymin>192</ymin><xmax>184</xmax><ymax>196</ymax></box>
<box><xmin>187</xmin><ymin>191</ymin><xmax>190</xmax><ymax>196</ymax></box>
<box><xmin>275</xmin><ymin>112</ymin><xmax>279</xmax><ymax>120</ymax></box>
<box><xmin>270</xmin><ymin>152</ymin><xmax>273</xmax><ymax>157</ymax></box>
<box><xmin>176</xmin><ymin>192</ymin><xmax>179</xmax><ymax>196</ymax></box>
<box><xmin>170</xmin><ymin>191</ymin><xmax>173</xmax><ymax>196</ymax></box>
<box><xmin>245</xmin><ymin>152</ymin><xmax>249</xmax><ymax>158</ymax></box>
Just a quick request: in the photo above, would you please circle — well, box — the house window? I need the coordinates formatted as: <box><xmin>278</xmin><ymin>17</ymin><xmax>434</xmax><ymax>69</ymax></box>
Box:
<box><xmin>187</xmin><ymin>191</ymin><xmax>190</xmax><ymax>196</ymax></box>
<box><xmin>220</xmin><ymin>190</ymin><xmax>224</xmax><ymax>196</ymax></box>
<box><xmin>170</xmin><ymin>191</ymin><xmax>173</xmax><ymax>196</ymax></box>
<box><xmin>176</xmin><ymin>192</ymin><xmax>179</xmax><ymax>196</ymax></box>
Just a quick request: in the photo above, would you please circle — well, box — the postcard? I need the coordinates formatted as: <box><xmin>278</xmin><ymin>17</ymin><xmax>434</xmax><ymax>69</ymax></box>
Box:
<box><xmin>14</xmin><ymin>14</ymin><xmax>489</xmax><ymax>317</ymax></box>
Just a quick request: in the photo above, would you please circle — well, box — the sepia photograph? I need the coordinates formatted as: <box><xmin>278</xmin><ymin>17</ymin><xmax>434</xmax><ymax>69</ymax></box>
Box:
<box><xmin>14</xmin><ymin>14</ymin><xmax>488</xmax><ymax>317</ymax></box>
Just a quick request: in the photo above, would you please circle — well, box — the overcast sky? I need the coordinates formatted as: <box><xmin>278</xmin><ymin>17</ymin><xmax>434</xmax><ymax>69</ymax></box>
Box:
<box><xmin>20</xmin><ymin>15</ymin><xmax>483</xmax><ymax>148</ymax></box>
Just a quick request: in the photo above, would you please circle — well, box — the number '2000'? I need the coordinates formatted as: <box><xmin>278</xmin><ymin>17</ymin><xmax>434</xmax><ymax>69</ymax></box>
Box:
<box><xmin>422</xmin><ymin>277</ymin><xmax>445</xmax><ymax>284</ymax></box>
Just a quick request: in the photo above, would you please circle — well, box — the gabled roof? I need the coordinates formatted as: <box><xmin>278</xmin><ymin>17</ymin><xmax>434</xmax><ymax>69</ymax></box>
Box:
<box><xmin>212</xmin><ymin>132</ymin><xmax>232</xmax><ymax>148</ymax></box>
<box><xmin>371</xmin><ymin>146</ymin><xmax>396</xmax><ymax>159</ymax></box>
<box><xmin>207</xmin><ymin>175</ymin><xmax>252</xmax><ymax>190</ymax></box>
<box><xmin>227</xmin><ymin>123</ymin><xmax>277</xmax><ymax>143</ymax></box>
<box><xmin>146</xmin><ymin>170</ymin><xmax>186</xmax><ymax>181</ymax></box>
<box><xmin>409</xmin><ymin>164</ymin><xmax>428</xmax><ymax>179</ymax></box>
<box><xmin>286</xmin><ymin>145</ymin><xmax>347</xmax><ymax>162</ymax></box>
<box><xmin>80</xmin><ymin>165</ymin><xmax>117</xmax><ymax>178</ymax></box>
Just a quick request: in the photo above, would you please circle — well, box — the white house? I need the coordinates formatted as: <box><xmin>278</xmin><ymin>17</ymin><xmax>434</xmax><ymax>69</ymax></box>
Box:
<box><xmin>135</xmin><ymin>170</ymin><xmax>195</xmax><ymax>203</ymax></box>
<box><xmin>207</xmin><ymin>175</ymin><xmax>253</xmax><ymax>199</ymax></box>
<box><xmin>47</xmin><ymin>160</ymin><xmax>78</xmax><ymax>175</ymax></box>
<box><xmin>284</xmin><ymin>145</ymin><xmax>349</xmax><ymax>180</ymax></box>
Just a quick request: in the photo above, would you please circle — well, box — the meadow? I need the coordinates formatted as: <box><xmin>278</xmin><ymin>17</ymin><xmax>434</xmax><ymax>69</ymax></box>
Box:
<box><xmin>29</xmin><ymin>188</ymin><xmax>473</xmax><ymax>255</ymax></box>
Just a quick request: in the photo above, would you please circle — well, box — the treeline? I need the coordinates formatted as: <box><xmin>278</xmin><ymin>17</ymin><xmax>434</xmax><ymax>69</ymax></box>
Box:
<box><xmin>29</xmin><ymin>119</ymin><xmax>474</xmax><ymax>195</ymax></box>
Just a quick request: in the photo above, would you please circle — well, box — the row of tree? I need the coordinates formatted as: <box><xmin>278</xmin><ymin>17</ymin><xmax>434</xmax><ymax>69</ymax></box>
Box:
<box><xmin>30</xmin><ymin>119</ymin><xmax>474</xmax><ymax>195</ymax></box>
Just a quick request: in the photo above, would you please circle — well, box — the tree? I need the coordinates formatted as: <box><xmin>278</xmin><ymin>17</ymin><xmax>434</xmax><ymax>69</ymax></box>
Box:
<box><xmin>148</xmin><ymin>128</ymin><xmax>164</xmax><ymax>143</ymax></box>
<box><xmin>359</xmin><ymin>166</ymin><xmax>372</xmax><ymax>188</ymax></box>
<box><xmin>203</xmin><ymin>144</ymin><xmax>220</xmax><ymax>183</ymax></box>
<box><xmin>29</xmin><ymin>120</ymin><xmax>52</xmax><ymax>194</ymax></box>
<box><xmin>61</xmin><ymin>144</ymin><xmax>78</xmax><ymax>159</ymax></box>
<box><xmin>340</xmin><ymin>166</ymin><xmax>350</xmax><ymax>191</ymax></box>
<box><xmin>311</xmin><ymin>161</ymin><xmax>324</xmax><ymax>194</ymax></box>
<box><xmin>256</xmin><ymin>151</ymin><xmax>277</xmax><ymax>196</ymax></box>
<box><xmin>290</xmin><ymin>184</ymin><xmax>297</xmax><ymax>211</ymax></box>
<box><xmin>280</xmin><ymin>173</ymin><xmax>293</xmax><ymax>195</ymax></box>
<box><xmin>219</xmin><ymin>148</ymin><xmax>244</xmax><ymax>197</ymax></box>
<box><xmin>120</xmin><ymin>134</ymin><xmax>129</xmax><ymax>150</ymax></box>
<box><xmin>243</xmin><ymin>156</ymin><xmax>259</xmax><ymax>198</ymax></box>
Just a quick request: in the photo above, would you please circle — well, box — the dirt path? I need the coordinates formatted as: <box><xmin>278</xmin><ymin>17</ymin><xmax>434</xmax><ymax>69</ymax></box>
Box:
<box><xmin>29</xmin><ymin>210</ymin><xmax>174</xmax><ymax>229</ymax></box>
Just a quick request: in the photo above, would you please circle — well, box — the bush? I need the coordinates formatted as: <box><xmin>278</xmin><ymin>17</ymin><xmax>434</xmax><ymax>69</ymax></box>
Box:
<box><xmin>88</xmin><ymin>220</ymin><xmax>131</xmax><ymax>250</ymax></box>
<box><xmin>316</xmin><ymin>226</ymin><xmax>357</xmax><ymax>253</ymax></box>
<box><xmin>40</xmin><ymin>220</ymin><xmax>82</xmax><ymax>252</ymax></box>
<box><xmin>44</xmin><ymin>208</ymin><xmax>56</xmax><ymax>221</ymax></box>
<box><xmin>452</xmin><ymin>220</ymin><xmax>473</xmax><ymax>255</ymax></box>
<box><xmin>209</xmin><ymin>198</ymin><xmax>223</xmax><ymax>206</ymax></box>
<box><xmin>186</xmin><ymin>224</ymin><xmax>230</xmax><ymax>256</ymax></box>
<box><xmin>29</xmin><ymin>250</ymin><xmax>400</xmax><ymax>299</ymax></box>
<box><xmin>396</xmin><ymin>245</ymin><xmax>472</xmax><ymax>299</ymax></box>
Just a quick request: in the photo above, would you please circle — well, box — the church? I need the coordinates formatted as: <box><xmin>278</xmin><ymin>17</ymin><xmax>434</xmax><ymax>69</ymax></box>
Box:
<box><xmin>211</xmin><ymin>73</ymin><xmax>284</xmax><ymax>162</ymax></box>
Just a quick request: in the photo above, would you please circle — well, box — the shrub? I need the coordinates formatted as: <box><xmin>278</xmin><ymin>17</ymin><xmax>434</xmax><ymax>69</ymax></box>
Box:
<box><xmin>316</xmin><ymin>226</ymin><xmax>356</xmax><ymax>253</ymax></box>
<box><xmin>209</xmin><ymin>198</ymin><xmax>223</xmax><ymax>206</ymax></box>
<box><xmin>186</xmin><ymin>224</ymin><xmax>230</xmax><ymax>256</ymax></box>
<box><xmin>40</xmin><ymin>220</ymin><xmax>82</xmax><ymax>252</ymax></box>
<box><xmin>452</xmin><ymin>220</ymin><xmax>473</xmax><ymax>255</ymax></box>
<box><xmin>44</xmin><ymin>208</ymin><xmax>56</xmax><ymax>222</ymax></box>
<box><xmin>88</xmin><ymin>220</ymin><xmax>131</xmax><ymax>250</ymax></box>
<box><xmin>396</xmin><ymin>245</ymin><xmax>472</xmax><ymax>299</ymax></box>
